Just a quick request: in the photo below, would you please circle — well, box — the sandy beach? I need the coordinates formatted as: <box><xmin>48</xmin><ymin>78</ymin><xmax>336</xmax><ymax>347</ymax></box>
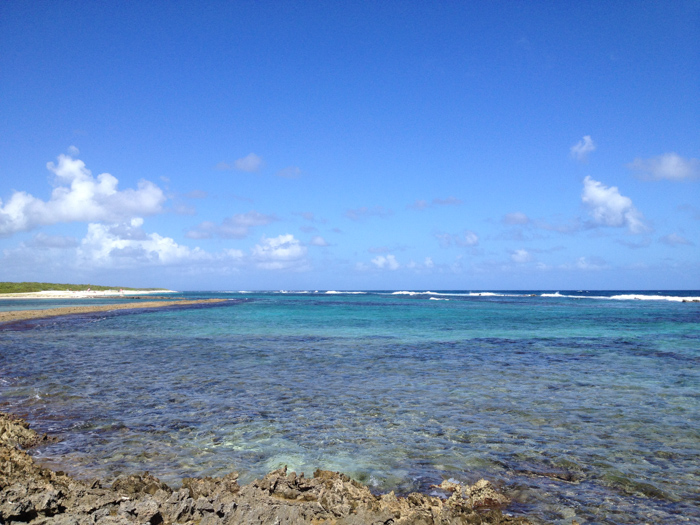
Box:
<box><xmin>0</xmin><ymin>298</ymin><xmax>228</xmax><ymax>325</ymax></box>
<box><xmin>0</xmin><ymin>289</ymin><xmax>177</xmax><ymax>300</ymax></box>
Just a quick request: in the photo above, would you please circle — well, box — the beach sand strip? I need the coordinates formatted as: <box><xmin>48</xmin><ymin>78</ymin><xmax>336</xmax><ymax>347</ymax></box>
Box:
<box><xmin>0</xmin><ymin>298</ymin><xmax>229</xmax><ymax>325</ymax></box>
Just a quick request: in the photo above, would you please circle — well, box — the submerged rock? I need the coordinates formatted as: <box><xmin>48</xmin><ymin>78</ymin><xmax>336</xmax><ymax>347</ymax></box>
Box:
<box><xmin>0</xmin><ymin>412</ymin><xmax>533</xmax><ymax>524</ymax></box>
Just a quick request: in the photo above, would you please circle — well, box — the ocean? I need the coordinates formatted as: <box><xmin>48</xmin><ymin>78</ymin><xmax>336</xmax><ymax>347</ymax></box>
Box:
<box><xmin>1</xmin><ymin>290</ymin><xmax>699</xmax><ymax>524</ymax></box>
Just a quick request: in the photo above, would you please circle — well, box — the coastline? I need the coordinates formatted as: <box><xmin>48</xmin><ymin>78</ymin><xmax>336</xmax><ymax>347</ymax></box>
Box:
<box><xmin>0</xmin><ymin>412</ymin><xmax>533</xmax><ymax>524</ymax></box>
<box><xmin>0</xmin><ymin>298</ymin><xmax>228</xmax><ymax>325</ymax></box>
<box><xmin>0</xmin><ymin>289</ymin><xmax>177</xmax><ymax>300</ymax></box>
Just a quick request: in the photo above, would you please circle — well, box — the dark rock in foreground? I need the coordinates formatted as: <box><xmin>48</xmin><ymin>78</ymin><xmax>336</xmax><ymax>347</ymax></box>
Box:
<box><xmin>0</xmin><ymin>413</ymin><xmax>532</xmax><ymax>524</ymax></box>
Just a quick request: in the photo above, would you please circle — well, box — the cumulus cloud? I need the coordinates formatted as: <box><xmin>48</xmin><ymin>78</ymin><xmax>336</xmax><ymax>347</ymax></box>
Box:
<box><xmin>581</xmin><ymin>176</ymin><xmax>647</xmax><ymax>233</ymax></box>
<box><xmin>371</xmin><ymin>254</ymin><xmax>399</xmax><ymax>270</ymax></box>
<box><xmin>570</xmin><ymin>135</ymin><xmax>596</xmax><ymax>161</ymax></box>
<box><xmin>659</xmin><ymin>233</ymin><xmax>692</xmax><ymax>246</ymax></box>
<box><xmin>0</xmin><ymin>154</ymin><xmax>165</xmax><ymax>237</ymax></box>
<box><xmin>251</xmin><ymin>234</ymin><xmax>309</xmax><ymax>270</ymax></box>
<box><xmin>186</xmin><ymin>211</ymin><xmax>276</xmax><ymax>239</ymax></box>
<box><xmin>503</xmin><ymin>212</ymin><xmax>530</xmax><ymax>225</ymax></box>
<box><xmin>76</xmin><ymin>218</ymin><xmax>240</xmax><ymax>268</ymax></box>
<box><xmin>511</xmin><ymin>249</ymin><xmax>533</xmax><ymax>263</ymax></box>
<box><xmin>235</xmin><ymin>153</ymin><xmax>264</xmax><ymax>172</ymax></box>
<box><xmin>628</xmin><ymin>153</ymin><xmax>700</xmax><ymax>181</ymax></box>
<box><xmin>345</xmin><ymin>206</ymin><xmax>393</xmax><ymax>221</ymax></box>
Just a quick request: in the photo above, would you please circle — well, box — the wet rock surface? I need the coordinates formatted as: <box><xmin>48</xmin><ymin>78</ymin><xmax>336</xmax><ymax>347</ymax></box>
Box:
<box><xmin>0</xmin><ymin>413</ymin><xmax>533</xmax><ymax>524</ymax></box>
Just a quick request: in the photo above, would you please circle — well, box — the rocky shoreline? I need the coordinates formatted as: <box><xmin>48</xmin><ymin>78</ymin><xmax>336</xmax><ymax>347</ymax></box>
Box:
<box><xmin>0</xmin><ymin>299</ymin><xmax>229</xmax><ymax>326</ymax></box>
<box><xmin>0</xmin><ymin>412</ymin><xmax>535</xmax><ymax>524</ymax></box>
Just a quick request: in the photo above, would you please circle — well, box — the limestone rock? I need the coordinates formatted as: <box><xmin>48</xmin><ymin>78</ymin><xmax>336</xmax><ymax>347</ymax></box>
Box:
<box><xmin>1</xmin><ymin>412</ymin><xmax>532</xmax><ymax>525</ymax></box>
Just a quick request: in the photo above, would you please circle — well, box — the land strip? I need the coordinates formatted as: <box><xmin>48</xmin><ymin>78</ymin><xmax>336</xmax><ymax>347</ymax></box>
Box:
<box><xmin>0</xmin><ymin>298</ymin><xmax>228</xmax><ymax>325</ymax></box>
<box><xmin>0</xmin><ymin>281</ymin><xmax>169</xmax><ymax>294</ymax></box>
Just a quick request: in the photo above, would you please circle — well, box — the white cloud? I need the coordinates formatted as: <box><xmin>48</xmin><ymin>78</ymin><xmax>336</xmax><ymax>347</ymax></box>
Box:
<box><xmin>628</xmin><ymin>153</ymin><xmax>700</xmax><ymax>181</ymax></box>
<box><xmin>67</xmin><ymin>145</ymin><xmax>80</xmax><ymax>155</ymax></box>
<box><xmin>76</xmin><ymin>218</ymin><xmax>237</xmax><ymax>268</ymax></box>
<box><xmin>659</xmin><ymin>233</ymin><xmax>692</xmax><ymax>246</ymax></box>
<box><xmin>277</xmin><ymin>166</ymin><xmax>302</xmax><ymax>178</ymax></box>
<box><xmin>186</xmin><ymin>211</ymin><xmax>277</xmax><ymax>239</ymax></box>
<box><xmin>251</xmin><ymin>234</ymin><xmax>309</xmax><ymax>270</ymax></box>
<box><xmin>424</xmin><ymin>256</ymin><xmax>434</xmax><ymax>268</ymax></box>
<box><xmin>581</xmin><ymin>176</ymin><xmax>647</xmax><ymax>233</ymax></box>
<box><xmin>371</xmin><ymin>254</ymin><xmax>399</xmax><ymax>270</ymax></box>
<box><xmin>0</xmin><ymin>154</ymin><xmax>165</xmax><ymax>237</ymax></box>
<box><xmin>570</xmin><ymin>135</ymin><xmax>596</xmax><ymax>162</ymax></box>
<box><xmin>310</xmin><ymin>235</ymin><xmax>329</xmax><ymax>247</ymax></box>
<box><xmin>503</xmin><ymin>212</ymin><xmax>530</xmax><ymax>225</ymax></box>
<box><xmin>511</xmin><ymin>249</ymin><xmax>533</xmax><ymax>263</ymax></box>
<box><xmin>234</xmin><ymin>153</ymin><xmax>263</xmax><ymax>172</ymax></box>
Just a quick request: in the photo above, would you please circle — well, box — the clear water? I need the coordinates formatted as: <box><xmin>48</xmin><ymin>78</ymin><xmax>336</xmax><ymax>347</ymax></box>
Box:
<box><xmin>1</xmin><ymin>291</ymin><xmax>699</xmax><ymax>524</ymax></box>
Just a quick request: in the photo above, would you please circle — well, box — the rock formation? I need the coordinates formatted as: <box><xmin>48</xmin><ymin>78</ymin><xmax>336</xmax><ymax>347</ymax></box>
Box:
<box><xmin>0</xmin><ymin>413</ymin><xmax>532</xmax><ymax>524</ymax></box>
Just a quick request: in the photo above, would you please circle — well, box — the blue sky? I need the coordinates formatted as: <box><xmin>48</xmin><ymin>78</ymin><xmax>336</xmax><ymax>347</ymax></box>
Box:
<box><xmin>1</xmin><ymin>1</ymin><xmax>698</xmax><ymax>290</ymax></box>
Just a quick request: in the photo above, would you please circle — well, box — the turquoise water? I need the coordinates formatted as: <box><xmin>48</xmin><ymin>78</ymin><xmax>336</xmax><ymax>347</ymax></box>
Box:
<box><xmin>1</xmin><ymin>291</ymin><xmax>699</xmax><ymax>524</ymax></box>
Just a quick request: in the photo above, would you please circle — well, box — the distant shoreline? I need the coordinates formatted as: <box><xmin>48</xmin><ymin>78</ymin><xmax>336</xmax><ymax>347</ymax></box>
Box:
<box><xmin>0</xmin><ymin>298</ymin><xmax>227</xmax><ymax>325</ymax></box>
<box><xmin>0</xmin><ymin>289</ymin><xmax>177</xmax><ymax>300</ymax></box>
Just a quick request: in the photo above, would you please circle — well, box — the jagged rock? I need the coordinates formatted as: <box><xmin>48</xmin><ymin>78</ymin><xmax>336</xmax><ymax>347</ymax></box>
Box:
<box><xmin>0</xmin><ymin>413</ymin><xmax>56</xmax><ymax>450</ymax></box>
<box><xmin>0</xmin><ymin>412</ymin><xmax>533</xmax><ymax>524</ymax></box>
<box><xmin>112</xmin><ymin>473</ymin><xmax>171</xmax><ymax>496</ymax></box>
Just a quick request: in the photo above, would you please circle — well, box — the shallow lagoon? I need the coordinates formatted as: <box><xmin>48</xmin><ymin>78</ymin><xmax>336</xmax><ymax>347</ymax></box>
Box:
<box><xmin>1</xmin><ymin>291</ymin><xmax>699</xmax><ymax>524</ymax></box>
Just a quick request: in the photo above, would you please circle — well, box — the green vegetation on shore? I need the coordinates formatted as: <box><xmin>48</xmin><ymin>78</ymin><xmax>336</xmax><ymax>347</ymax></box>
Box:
<box><xmin>0</xmin><ymin>282</ymin><xmax>160</xmax><ymax>294</ymax></box>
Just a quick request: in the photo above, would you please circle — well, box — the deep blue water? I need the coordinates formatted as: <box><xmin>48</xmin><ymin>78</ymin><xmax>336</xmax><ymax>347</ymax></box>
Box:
<box><xmin>1</xmin><ymin>290</ymin><xmax>699</xmax><ymax>524</ymax></box>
